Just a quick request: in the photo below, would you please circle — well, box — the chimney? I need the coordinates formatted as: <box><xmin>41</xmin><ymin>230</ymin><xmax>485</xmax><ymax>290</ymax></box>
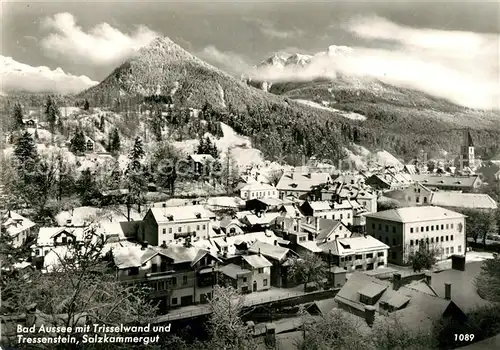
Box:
<box><xmin>296</xmin><ymin>217</ymin><xmax>301</xmax><ymax>232</ymax></box>
<box><xmin>424</xmin><ymin>272</ymin><xmax>432</xmax><ymax>285</ymax></box>
<box><xmin>274</xmin><ymin>240</ymin><xmax>277</xmax><ymax>246</ymax></box>
<box><xmin>364</xmin><ymin>305</ymin><xmax>376</xmax><ymax>327</ymax></box>
<box><xmin>392</xmin><ymin>273</ymin><xmax>401</xmax><ymax>291</ymax></box>
<box><xmin>315</xmin><ymin>216</ymin><xmax>320</xmax><ymax>231</ymax></box>
<box><xmin>307</xmin><ymin>216</ymin><xmax>312</xmax><ymax>224</ymax></box>
<box><xmin>141</xmin><ymin>241</ymin><xmax>148</xmax><ymax>250</ymax></box>
<box><xmin>258</xmin><ymin>248</ymin><xmax>261</xmax><ymax>256</ymax></box>
<box><xmin>445</xmin><ymin>283</ymin><xmax>451</xmax><ymax>300</ymax></box>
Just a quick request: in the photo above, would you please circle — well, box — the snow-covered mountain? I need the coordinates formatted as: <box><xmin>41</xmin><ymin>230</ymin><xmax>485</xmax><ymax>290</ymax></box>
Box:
<box><xmin>0</xmin><ymin>56</ymin><xmax>98</xmax><ymax>95</ymax></box>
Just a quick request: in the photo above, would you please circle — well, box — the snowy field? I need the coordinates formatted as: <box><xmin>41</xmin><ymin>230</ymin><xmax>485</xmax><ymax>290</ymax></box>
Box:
<box><xmin>294</xmin><ymin>99</ymin><xmax>367</xmax><ymax>121</ymax></box>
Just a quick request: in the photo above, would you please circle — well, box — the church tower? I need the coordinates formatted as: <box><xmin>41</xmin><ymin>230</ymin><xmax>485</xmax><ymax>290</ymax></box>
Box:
<box><xmin>460</xmin><ymin>129</ymin><xmax>474</xmax><ymax>170</ymax></box>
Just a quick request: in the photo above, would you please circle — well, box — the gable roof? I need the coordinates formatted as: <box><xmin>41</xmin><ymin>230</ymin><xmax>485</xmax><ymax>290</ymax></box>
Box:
<box><xmin>276</xmin><ymin>171</ymin><xmax>331</xmax><ymax>193</ymax></box>
<box><xmin>112</xmin><ymin>246</ymin><xmax>159</xmax><ymax>269</ymax></box>
<box><xmin>190</xmin><ymin>154</ymin><xmax>215</xmax><ymax>163</ymax></box>
<box><xmin>301</xmin><ymin>218</ymin><xmax>348</xmax><ymax>243</ymax></box>
<box><xmin>1</xmin><ymin>212</ymin><xmax>35</xmax><ymax>236</ymax></box>
<box><xmin>219</xmin><ymin>263</ymin><xmax>251</xmax><ymax>279</ymax></box>
<box><xmin>411</xmin><ymin>175</ymin><xmax>479</xmax><ymax>188</ymax></box>
<box><xmin>36</xmin><ymin>227</ymin><xmax>86</xmax><ymax>246</ymax></box>
<box><xmin>240</xmin><ymin>182</ymin><xmax>276</xmax><ymax>192</ymax></box>
<box><xmin>148</xmin><ymin>205</ymin><xmax>215</xmax><ymax>223</ymax></box>
<box><xmin>308</xmin><ymin>201</ymin><xmax>332</xmax><ymax>211</ymax></box>
<box><xmin>248</xmin><ymin>240</ymin><xmax>295</xmax><ymax>261</ymax></box>
<box><xmin>243</xmin><ymin>212</ymin><xmax>280</xmax><ymax>226</ymax></box>
<box><xmin>242</xmin><ymin>254</ymin><xmax>273</xmax><ymax>268</ymax></box>
<box><xmin>429</xmin><ymin>192</ymin><xmax>497</xmax><ymax>210</ymax></box>
<box><xmin>320</xmin><ymin>236</ymin><xmax>389</xmax><ymax>256</ymax></box>
<box><xmin>364</xmin><ymin>206</ymin><xmax>465</xmax><ymax>223</ymax></box>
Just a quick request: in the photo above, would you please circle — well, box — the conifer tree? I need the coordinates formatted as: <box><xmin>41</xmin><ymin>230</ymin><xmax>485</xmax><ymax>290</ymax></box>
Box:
<box><xmin>44</xmin><ymin>96</ymin><xmax>59</xmax><ymax>134</ymax></box>
<box><xmin>108</xmin><ymin>128</ymin><xmax>121</xmax><ymax>154</ymax></box>
<box><xmin>125</xmin><ymin>137</ymin><xmax>147</xmax><ymax>218</ymax></box>
<box><xmin>70</xmin><ymin>128</ymin><xmax>86</xmax><ymax>154</ymax></box>
<box><xmin>12</xmin><ymin>103</ymin><xmax>24</xmax><ymax>130</ymax></box>
<box><xmin>83</xmin><ymin>99</ymin><xmax>90</xmax><ymax>111</ymax></box>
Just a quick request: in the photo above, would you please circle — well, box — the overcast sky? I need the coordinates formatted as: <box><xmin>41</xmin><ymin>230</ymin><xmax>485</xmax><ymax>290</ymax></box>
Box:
<box><xmin>1</xmin><ymin>0</ymin><xmax>499</xmax><ymax>108</ymax></box>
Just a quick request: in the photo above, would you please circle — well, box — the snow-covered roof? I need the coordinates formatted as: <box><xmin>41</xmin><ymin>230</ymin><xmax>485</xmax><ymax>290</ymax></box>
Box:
<box><xmin>149</xmin><ymin>205</ymin><xmax>215</xmax><ymax>223</ymax></box>
<box><xmin>1</xmin><ymin>212</ymin><xmax>35</xmax><ymax>237</ymax></box>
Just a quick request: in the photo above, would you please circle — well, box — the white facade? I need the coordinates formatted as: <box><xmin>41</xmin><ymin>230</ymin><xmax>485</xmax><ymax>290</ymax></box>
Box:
<box><xmin>240</xmin><ymin>183</ymin><xmax>278</xmax><ymax>200</ymax></box>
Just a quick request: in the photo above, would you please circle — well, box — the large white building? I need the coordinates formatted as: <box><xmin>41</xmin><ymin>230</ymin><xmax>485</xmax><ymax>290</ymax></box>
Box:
<box><xmin>239</xmin><ymin>182</ymin><xmax>278</xmax><ymax>200</ymax></box>
<box><xmin>142</xmin><ymin>205</ymin><xmax>216</xmax><ymax>246</ymax></box>
<box><xmin>365</xmin><ymin>206</ymin><xmax>466</xmax><ymax>265</ymax></box>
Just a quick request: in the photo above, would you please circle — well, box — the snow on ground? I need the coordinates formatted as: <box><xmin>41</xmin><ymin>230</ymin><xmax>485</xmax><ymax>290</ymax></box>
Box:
<box><xmin>294</xmin><ymin>99</ymin><xmax>367</xmax><ymax>121</ymax></box>
<box><xmin>56</xmin><ymin>206</ymin><xmax>144</xmax><ymax>227</ymax></box>
<box><xmin>172</xmin><ymin>123</ymin><xmax>264</xmax><ymax>169</ymax></box>
<box><xmin>59</xmin><ymin>106</ymin><xmax>81</xmax><ymax>117</ymax></box>
<box><xmin>375</xmin><ymin>150</ymin><xmax>404</xmax><ymax>169</ymax></box>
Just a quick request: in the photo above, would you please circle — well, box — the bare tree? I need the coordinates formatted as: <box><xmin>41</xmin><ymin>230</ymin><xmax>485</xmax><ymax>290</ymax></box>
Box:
<box><xmin>205</xmin><ymin>285</ymin><xmax>257</xmax><ymax>350</ymax></box>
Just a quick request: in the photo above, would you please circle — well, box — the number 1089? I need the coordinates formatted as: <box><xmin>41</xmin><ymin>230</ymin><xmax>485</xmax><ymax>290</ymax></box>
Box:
<box><xmin>455</xmin><ymin>334</ymin><xmax>474</xmax><ymax>342</ymax></box>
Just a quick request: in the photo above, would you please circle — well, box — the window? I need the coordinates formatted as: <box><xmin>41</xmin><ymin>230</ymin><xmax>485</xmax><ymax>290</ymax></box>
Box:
<box><xmin>441</xmin><ymin>225</ymin><xmax>444</xmax><ymax>230</ymax></box>
<box><xmin>348</xmin><ymin>213</ymin><xmax>351</xmax><ymax>219</ymax></box>
<box><xmin>197</xmin><ymin>225</ymin><xmax>200</xmax><ymax>231</ymax></box>
<box><xmin>436</xmin><ymin>225</ymin><xmax>439</xmax><ymax>231</ymax></box>
<box><xmin>446</xmin><ymin>247</ymin><xmax>449</xmax><ymax>254</ymax></box>
<box><xmin>378</xmin><ymin>261</ymin><xmax>385</xmax><ymax>266</ymax></box>
<box><xmin>299</xmin><ymin>236</ymin><xmax>306</xmax><ymax>242</ymax></box>
<box><xmin>391</xmin><ymin>252</ymin><xmax>397</xmax><ymax>260</ymax></box>
<box><xmin>426</xmin><ymin>238</ymin><xmax>429</xmax><ymax>244</ymax></box>
<box><xmin>172</xmin><ymin>298</ymin><xmax>178</xmax><ymax>305</ymax></box>
<box><xmin>451</xmin><ymin>247</ymin><xmax>454</xmax><ymax>254</ymax></box>
<box><xmin>451</xmin><ymin>224</ymin><xmax>454</xmax><ymax>229</ymax></box>
<box><xmin>242</xmin><ymin>277</ymin><xmax>247</xmax><ymax>282</ymax></box>
<box><xmin>410</xmin><ymin>240</ymin><xmax>414</xmax><ymax>246</ymax></box>
<box><xmin>416</xmin><ymin>197</ymin><xmax>420</xmax><ymax>203</ymax></box>
<box><xmin>128</xmin><ymin>267</ymin><xmax>139</xmax><ymax>276</ymax></box>
<box><xmin>426</xmin><ymin>226</ymin><xmax>429</xmax><ymax>232</ymax></box>
<box><xmin>379</xmin><ymin>224</ymin><xmax>382</xmax><ymax>230</ymax></box>
<box><xmin>172</xmin><ymin>277</ymin><xmax>177</xmax><ymax>286</ymax></box>
<box><xmin>183</xmin><ymin>276</ymin><xmax>188</xmax><ymax>285</ymax></box>
<box><xmin>372</xmin><ymin>223</ymin><xmax>376</xmax><ymax>229</ymax></box>
<box><xmin>431</xmin><ymin>238</ymin><xmax>434</xmax><ymax>243</ymax></box>
<box><xmin>385</xmin><ymin>225</ymin><xmax>389</xmax><ymax>232</ymax></box>
<box><xmin>62</xmin><ymin>236</ymin><xmax>67</xmax><ymax>244</ymax></box>
<box><xmin>263</xmin><ymin>279</ymin><xmax>268</xmax><ymax>287</ymax></box>
<box><xmin>258</xmin><ymin>268</ymin><xmax>264</xmax><ymax>274</ymax></box>
<box><xmin>377</xmin><ymin>252</ymin><xmax>384</xmax><ymax>257</ymax></box>
<box><xmin>451</xmin><ymin>235</ymin><xmax>454</xmax><ymax>241</ymax></box>
<box><xmin>340</xmin><ymin>214</ymin><xmax>343</xmax><ymax>220</ymax></box>
<box><xmin>169</xmin><ymin>228</ymin><xmax>172</xmax><ymax>234</ymax></box>
<box><xmin>424</xmin><ymin>197</ymin><xmax>428</xmax><ymax>204</ymax></box>
<box><xmin>416</xmin><ymin>227</ymin><xmax>419</xmax><ymax>233</ymax></box>
<box><xmin>415</xmin><ymin>239</ymin><xmax>419</xmax><ymax>246</ymax></box>
<box><xmin>441</xmin><ymin>236</ymin><xmax>444</xmax><ymax>242</ymax></box>
<box><xmin>392</xmin><ymin>226</ymin><xmax>396</xmax><ymax>233</ymax></box>
<box><xmin>162</xmin><ymin>240</ymin><xmax>166</xmax><ymax>246</ymax></box>
<box><xmin>446</xmin><ymin>224</ymin><xmax>449</xmax><ymax>229</ymax></box>
<box><xmin>421</xmin><ymin>226</ymin><xmax>424</xmax><ymax>232</ymax></box>
<box><xmin>366</xmin><ymin>253</ymin><xmax>373</xmax><ymax>258</ymax></box>
<box><xmin>162</xmin><ymin>228</ymin><xmax>166</xmax><ymax>234</ymax></box>
<box><xmin>385</xmin><ymin>237</ymin><xmax>389</xmax><ymax>244</ymax></box>
<box><xmin>355</xmin><ymin>254</ymin><xmax>362</xmax><ymax>260</ymax></box>
<box><xmin>410</xmin><ymin>228</ymin><xmax>414</xmax><ymax>233</ymax></box>
<box><xmin>446</xmin><ymin>236</ymin><xmax>449</xmax><ymax>241</ymax></box>
<box><xmin>202</xmin><ymin>225</ymin><xmax>206</xmax><ymax>230</ymax></box>
<box><xmin>431</xmin><ymin>226</ymin><xmax>434</xmax><ymax>231</ymax></box>
<box><xmin>355</xmin><ymin>265</ymin><xmax>363</xmax><ymax>270</ymax></box>
<box><xmin>392</xmin><ymin>238</ymin><xmax>396</xmax><ymax>246</ymax></box>
<box><xmin>178</xmin><ymin>227</ymin><xmax>182</xmax><ymax>233</ymax></box>
<box><xmin>458</xmin><ymin>245</ymin><xmax>462</xmax><ymax>253</ymax></box>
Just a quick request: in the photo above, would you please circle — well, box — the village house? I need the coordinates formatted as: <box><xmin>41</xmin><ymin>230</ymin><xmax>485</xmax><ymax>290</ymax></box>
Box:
<box><xmin>189</xmin><ymin>154</ymin><xmax>216</xmax><ymax>176</ymax></box>
<box><xmin>141</xmin><ymin>205</ymin><xmax>216</xmax><ymax>247</ymax></box>
<box><xmin>276</xmin><ymin>168</ymin><xmax>332</xmax><ymax>200</ymax></box>
<box><xmin>319</xmin><ymin>235</ymin><xmax>389</xmax><ymax>272</ymax></box>
<box><xmin>247</xmin><ymin>240</ymin><xmax>299</xmax><ymax>288</ymax></box>
<box><xmin>300</xmin><ymin>199</ymin><xmax>358</xmax><ymax>227</ymax></box>
<box><xmin>112</xmin><ymin>242</ymin><xmax>220</xmax><ymax>311</ymax></box>
<box><xmin>218</xmin><ymin>217</ymin><xmax>245</xmax><ymax>236</ymax></box>
<box><xmin>409</xmin><ymin>175</ymin><xmax>481</xmax><ymax>192</ymax></box>
<box><xmin>365</xmin><ymin>170</ymin><xmax>412</xmax><ymax>191</ymax></box>
<box><xmin>245</xmin><ymin>198</ymin><xmax>287</xmax><ymax>213</ymax></box>
<box><xmin>238</xmin><ymin>211</ymin><xmax>281</xmax><ymax>231</ymax></box>
<box><xmin>365</xmin><ymin>206</ymin><xmax>467</xmax><ymax>265</ymax></box>
<box><xmin>220</xmin><ymin>253</ymin><xmax>273</xmax><ymax>293</ymax></box>
<box><xmin>211</xmin><ymin>230</ymin><xmax>286</xmax><ymax>259</ymax></box>
<box><xmin>240</xmin><ymin>182</ymin><xmax>278</xmax><ymax>200</ymax></box>
<box><xmin>1</xmin><ymin>211</ymin><xmax>36</xmax><ymax>248</ymax></box>
<box><xmin>334</xmin><ymin>271</ymin><xmax>468</xmax><ymax>330</ymax></box>
<box><xmin>385</xmin><ymin>182</ymin><xmax>434</xmax><ymax>207</ymax></box>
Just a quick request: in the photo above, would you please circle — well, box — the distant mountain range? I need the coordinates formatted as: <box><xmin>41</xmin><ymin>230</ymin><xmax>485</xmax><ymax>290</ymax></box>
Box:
<box><xmin>4</xmin><ymin>37</ymin><xmax>500</xmax><ymax>163</ymax></box>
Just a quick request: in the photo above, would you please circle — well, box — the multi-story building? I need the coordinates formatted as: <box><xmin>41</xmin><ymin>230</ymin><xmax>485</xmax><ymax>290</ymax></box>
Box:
<box><xmin>365</xmin><ymin>206</ymin><xmax>467</xmax><ymax>265</ymax></box>
<box><xmin>222</xmin><ymin>253</ymin><xmax>273</xmax><ymax>293</ymax></box>
<box><xmin>141</xmin><ymin>205</ymin><xmax>216</xmax><ymax>246</ymax></box>
<box><xmin>319</xmin><ymin>235</ymin><xmax>389</xmax><ymax>272</ymax></box>
<box><xmin>1</xmin><ymin>211</ymin><xmax>36</xmax><ymax>248</ymax></box>
<box><xmin>240</xmin><ymin>182</ymin><xmax>278</xmax><ymax>200</ymax></box>
<box><xmin>300</xmin><ymin>199</ymin><xmax>357</xmax><ymax>227</ymax></box>
<box><xmin>385</xmin><ymin>182</ymin><xmax>434</xmax><ymax>207</ymax></box>
<box><xmin>113</xmin><ymin>243</ymin><xmax>220</xmax><ymax>311</ymax></box>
